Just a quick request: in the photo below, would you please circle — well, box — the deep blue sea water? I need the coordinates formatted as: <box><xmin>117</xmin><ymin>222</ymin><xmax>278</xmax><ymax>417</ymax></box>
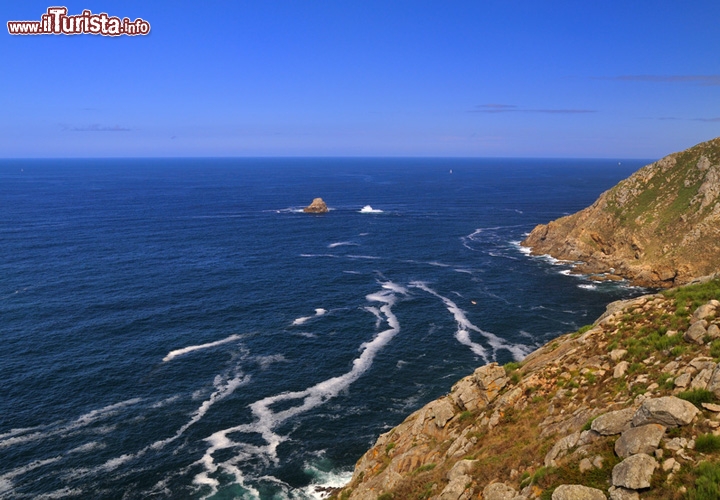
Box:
<box><xmin>0</xmin><ymin>157</ymin><xmax>650</xmax><ymax>499</ymax></box>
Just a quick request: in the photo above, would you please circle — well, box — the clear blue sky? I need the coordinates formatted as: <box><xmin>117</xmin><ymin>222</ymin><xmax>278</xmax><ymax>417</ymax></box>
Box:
<box><xmin>2</xmin><ymin>1</ymin><xmax>719</xmax><ymax>158</ymax></box>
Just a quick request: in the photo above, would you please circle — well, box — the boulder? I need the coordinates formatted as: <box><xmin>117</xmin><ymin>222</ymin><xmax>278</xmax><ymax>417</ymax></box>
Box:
<box><xmin>614</xmin><ymin>361</ymin><xmax>629</xmax><ymax>379</ymax></box>
<box><xmin>708</xmin><ymin>324</ymin><xmax>720</xmax><ymax>339</ymax></box>
<box><xmin>450</xmin><ymin>363</ymin><xmax>508</xmax><ymax>411</ymax></box>
<box><xmin>612</xmin><ymin>453</ymin><xmax>657</xmax><ymax>490</ymax></box>
<box><xmin>447</xmin><ymin>459</ymin><xmax>476</xmax><ymax>480</ymax></box>
<box><xmin>684</xmin><ymin>322</ymin><xmax>708</xmax><ymax>344</ymax></box>
<box><xmin>707</xmin><ymin>364</ymin><xmax>720</xmax><ymax>398</ymax></box>
<box><xmin>303</xmin><ymin>198</ymin><xmax>329</xmax><ymax>213</ymax></box>
<box><xmin>614</xmin><ymin>424</ymin><xmax>666</xmax><ymax>458</ymax></box>
<box><xmin>694</xmin><ymin>303</ymin><xmax>717</xmax><ymax>321</ymax></box>
<box><xmin>483</xmin><ymin>482</ymin><xmax>518</xmax><ymax>500</ymax></box>
<box><xmin>545</xmin><ymin>432</ymin><xmax>581</xmax><ymax>467</ymax></box>
<box><xmin>610</xmin><ymin>349</ymin><xmax>627</xmax><ymax>361</ymax></box>
<box><xmin>608</xmin><ymin>486</ymin><xmax>639</xmax><ymax>500</ymax></box>
<box><xmin>439</xmin><ymin>475</ymin><xmax>473</xmax><ymax>500</ymax></box>
<box><xmin>551</xmin><ymin>484</ymin><xmax>606</xmax><ymax>500</ymax></box>
<box><xmin>690</xmin><ymin>368</ymin><xmax>714</xmax><ymax>390</ymax></box>
<box><xmin>591</xmin><ymin>408</ymin><xmax>635</xmax><ymax>435</ymax></box>
<box><xmin>631</xmin><ymin>396</ymin><xmax>699</xmax><ymax>427</ymax></box>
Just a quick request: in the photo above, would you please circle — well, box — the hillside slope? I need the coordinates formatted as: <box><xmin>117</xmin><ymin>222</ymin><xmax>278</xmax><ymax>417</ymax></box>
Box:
<box><xmin>332</xmin><ymin>277</ymin><xmax>720</xmax><ymax>500</ymax></box>
<box><xmin>522</xmin><ymin>137</ymin><xmax>720</xmax><ymax>288</ymax></box>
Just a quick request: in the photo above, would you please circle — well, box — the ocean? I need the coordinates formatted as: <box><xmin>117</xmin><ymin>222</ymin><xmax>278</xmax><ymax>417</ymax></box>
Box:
<box><xmin>0</xmin><ymin>157</ymin><xmax>649</xmax><ymax>499</ymax></box>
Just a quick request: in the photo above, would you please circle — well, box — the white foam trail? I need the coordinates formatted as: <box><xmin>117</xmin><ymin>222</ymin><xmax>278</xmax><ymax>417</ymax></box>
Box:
<box><xmin>328</xmin><ymin>241</ymin><xmax>358</xmax><ymax>248</ymax></box>
<box><xmin>194</xmin><ymin>282</ymin><xmax>403</xmax><ymax>496</ymax></box>
<box><xmin>347</xmin><ymin>255</ymin><xmax>381</xmax><ymax>260</ymax></box>
<box><xmin>151</xmin><ymin>372</ymin><xmax>251</xmax><ymax>450</ymax></box>
<box><xmin>292</xmin><ymin>308</ymin><xmax>328</xmax><ymax>326</ymax></box>
<box><xmin>359</xmin><ymin>205</ymin><xmax>383</xmax><ymax>213</ymax></box>
<box><xmin>410</xmin><ymin>282</ymin><xmax>529</xmax><ymax>361</ymax></box>
<box><xmin>0</xmin><ymin>398</ymin><xmax>142</xmax><ymax>449</ymax></box>
<box><xmin>163</xmin><ymin>334</ymin><xmax>243</xmax><ymax>362</ymax></box>
<box><xmin>578</xmin><ymin>284</ymin><xmax>598</xmax><ymax>290</ymax></box>
<box><xmin>68</xmin><ymin>441</ymin><xmax>105</xmax><ymax>454</ymax></box>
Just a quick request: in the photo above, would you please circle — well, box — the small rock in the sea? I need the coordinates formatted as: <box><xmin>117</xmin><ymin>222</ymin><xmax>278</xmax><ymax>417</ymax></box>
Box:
<box><xmin>303</xmin><ymin>197</ymin><xmax>329</xmax><ymax>213</ymax></box>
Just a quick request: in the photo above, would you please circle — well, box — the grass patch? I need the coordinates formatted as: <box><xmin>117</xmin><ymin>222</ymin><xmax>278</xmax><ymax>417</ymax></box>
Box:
<box><xmin>687</xmin><ymin>461</ymin><xmax>720</xmax><ymax>500</ymax></box>
<box><xmin>696</xmin><ymin>434</ymin><xmax>720</xmax><ymax>454</ymax></box>
<box><xmin>664</xmin><ymin>278</ymin><xmax>720</xmax><ymax>314</ymax></box>
<box><xmin>412</xmin><ymin>463</ymin><xmax>436</xmax><ymax>475</ymax></box>
<box><xmin>678</xmin><ymin>389</ymin><xmax>717</xmax><ymax>409</ymax></box>
<box><xmin>385</xmin><ymin>442</ymin><xmax>396</xmax><ymax>454</ymax></box>
<box><xmin>458</xmin><ymin>411</ymin><xmax>473</xmax><ymax>423</ymax></box>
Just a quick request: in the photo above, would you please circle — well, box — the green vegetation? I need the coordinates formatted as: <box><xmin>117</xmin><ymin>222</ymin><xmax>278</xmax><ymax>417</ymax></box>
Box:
<box><xmin>412</xmin><ymin>463</ymin><xmax>436</xmax><ymax>475</ymax></box>
<box><xmin>664</xmin><ymin>278</ymin><xmax>720</xmax><ymax>313</ymax></box>
<box><xmin>696</xmin><ymin>434</ymin><xmax>720</xmax><ymax>454</ymax></box>
<box><xmin>678</xmin><ymin>389</ymin><xmax>717</xmax><ymax>409</ymax></box>
<box><xmin>385</xmin><ymin>442</ymin><xmax>396</xmax><ymax>454</ymax></box>
<box><xmin>687</xmin><ymin>461</ymin><xmax>720</xmax><ymax>500</ymax></box>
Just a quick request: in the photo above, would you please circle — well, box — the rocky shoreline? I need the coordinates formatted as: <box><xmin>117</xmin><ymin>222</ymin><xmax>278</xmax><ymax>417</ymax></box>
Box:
<box><xmin>521</xmin><ymin>138</ymin><xmax>720</xmax><ymax>289</ymax></box>
<box><xmin>331</xmin><ymin>276</ymin><xmax>720</xmax><ymax>499</ymax></box>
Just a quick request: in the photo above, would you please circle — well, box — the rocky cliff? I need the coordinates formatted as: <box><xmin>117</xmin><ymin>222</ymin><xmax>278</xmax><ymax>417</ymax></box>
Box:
<box><xmin>332</xmin><ymin>276</ymin><xmax>720</xmax><ymax>500</ymax></box>
<box><xmin>522</xmin><ymin>137</ymin><xmax>720</xmax><ymax>288</ymax></box>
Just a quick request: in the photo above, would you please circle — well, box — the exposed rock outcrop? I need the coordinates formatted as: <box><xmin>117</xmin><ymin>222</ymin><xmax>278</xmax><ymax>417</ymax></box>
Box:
<box><xmin>522</xmin><ymin>138</ymin><xmax>720</xmax><ymax>287</ymax></box>
<box><xmin>333</xmin><ymin>278</ymin><xmax>720</xmax><ymax>500</ymax></box>
<box><xmin>303</xmin><ymin>197</ymin><xmax>329</xmax><ymax>213</ymax></box>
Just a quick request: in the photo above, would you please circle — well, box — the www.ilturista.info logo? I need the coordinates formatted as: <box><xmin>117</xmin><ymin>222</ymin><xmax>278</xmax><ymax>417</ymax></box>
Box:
<box><xmin>7</xmin><ymin>7</ymin><xmax>150</xmax><ymax>36</ymax></box>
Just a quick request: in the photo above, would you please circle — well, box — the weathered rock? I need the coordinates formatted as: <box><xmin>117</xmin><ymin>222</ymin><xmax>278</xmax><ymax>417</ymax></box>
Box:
<box><xmin>662</xmin><ymin>360</ymin><xmax>679</xmax><ymax>373</ymax></box>
<box><xmin>702</xmin><ymin>402</ymin><xmax>720</xmax><ymax>412</ymax></box>
<box><xmin>303</xmin><ymin>197</ymin><xmax>329</xmax><ymax>213</ymax></box>
<box><xmin>694</xmin><ymin>303</ymin><xmax>717</xmax><ymax>321</ymax></box>
<box><xmin>482</xmin><ymin>482</ymin><xmax>518</xmax><ymax>500</ymax></box>
<box><xmin>551</xmin><ymin>484</ymin><xmax>606</xmax><ymax>500</ymax></box>
<box><xmin>610</xmin><ymin>349</ymin><xmax>627</xmax><ymax>361</ymax></box>
<box><xmin>631</xmin><ymin>396</ymin><xmax>700</xmax><ymax>427</ymax></box>
<box><xmin>440</xmin><ymin>474</ymin><xmax>473</xmax><ymax>500</ymax></box>
<box><xmin>614</xmin><ymin>423</ymin><xmax>666</xmax><ymax>458</ymax></box>
<box><xmin>691</xmin><ymin>368</ymin><xmax>714</xmax><ymax>390</ymax></box>
<box><xmin>545</xmin><ymin>432</ymin><xmax>581</xmax><ymax>467</ymax></box>
<box><xmin>450</xmin><ymin>363</ymin><xmax>508</xmax><ymax>412</ymax></box>
<box><xmin>608</xmin><ymin>486</ymin><xmax>639</xmax><ymax>500</ymax></box>
<box><xmin>684</xmin><ymin>321</ymin><xmax>708</xmax><ymax>344</ymax></box>
<box><xmin>707</xmin><ymin>364</ymin><xmax>720</xmax><ymax>398</ymax></box>
<box><xmin>612</xmin><ymin>453</ymin><xmax>657</xmax><ymax>490</ymax></box>
<box><xmin>591</xmin><ymin>408</ymin><xmax>635</xmax><ymax>435</ymax></box>
<box><xmin>674</xmin><ymin>372</ymin><xmax>691</xmax><ymax>388</ymax></box>
<box><xmin>708</xmin><ymin>324</ymin><xmax>720</xmax><ymax>339</ymax></box>
<box><xmin>662</xmin><ymin>457</ymin><xmax>677</xmax><ymax>472</ymax></box>
<box><xmin>614</xmin><ymin>361</ymin><xmax>629</xmax><ymax>379</ymax></box>
<box><xmin>447</xmin><ymin>460</ymin><xmax>476</xmax><ymax>480</ymax></box>
<box><xmin>578</xmin><ymin>458</ymin><xmax>593</xmax><ymax>473</ymax></box>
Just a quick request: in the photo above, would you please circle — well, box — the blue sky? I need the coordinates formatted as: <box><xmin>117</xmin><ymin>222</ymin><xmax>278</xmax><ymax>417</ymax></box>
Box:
<box><xmin>2</xmin><ymin>1</ymin><xmax>719</xmax><ymax>158</ymax></box>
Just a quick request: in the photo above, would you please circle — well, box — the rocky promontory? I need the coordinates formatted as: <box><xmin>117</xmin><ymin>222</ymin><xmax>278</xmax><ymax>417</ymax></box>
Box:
<box><xmin>304</xmin><ymin>198</ymin><xmax>329</xmax><ymax>213</ymax></box>
<box><xmin>522</xmin><ymin>137</ymin><xmax>720</xmax><ymax>288</ymax></box>
<box><xmin>332</xmin><ymin>277</ymin><xmax>720</xmax><ymax>500</ymax></box>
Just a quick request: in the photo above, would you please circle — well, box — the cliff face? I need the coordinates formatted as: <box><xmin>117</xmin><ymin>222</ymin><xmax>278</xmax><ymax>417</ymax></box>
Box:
<box><xmin>522</xmin><ymin>137</ymin><xmax>720</xmax><ymax>288</ymax></box>
<box><xmin>333</xmin><ymin>277</ymin><xmax>720</xmax><ymax>500</ymax></box>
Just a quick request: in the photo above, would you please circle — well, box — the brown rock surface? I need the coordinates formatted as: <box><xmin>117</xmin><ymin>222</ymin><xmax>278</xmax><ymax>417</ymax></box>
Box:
<box><xmin>521</xmin><ymin>138</ymin><xmax>720</xmax><ymax>287</ymax></box>
<box><xmin>303</xmin><ymin>197</ymin><xmax>329</xmax><ymax>213</ymax></box>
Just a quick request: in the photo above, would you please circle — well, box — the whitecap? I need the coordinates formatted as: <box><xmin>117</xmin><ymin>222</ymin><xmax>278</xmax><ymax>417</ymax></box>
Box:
<box><xmin>292</xmin><ymin>308</ymin><xmax>328</xmax><ymax>326</ymax></box>
<box><xmin>578</xmin><ymin>284</ymin><xmax>598</xmax><ymax>290</ymax></box>
<box><xmin>328</xmin><ymin>241</ymin><xmax>358</xmax><ymax>248</ymax></box>
<box><xmin>359</xmin><ymin>205</ymin><xmax>383</xmax><ymax>213</ymax></box>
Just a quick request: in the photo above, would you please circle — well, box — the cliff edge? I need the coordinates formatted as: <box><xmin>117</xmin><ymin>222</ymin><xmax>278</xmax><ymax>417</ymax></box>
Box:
<box><xmin>522</xmin><ymin>137</ymin><xmax>720</xmax><ymax>288</ymax></box>
<box><xmin>332</xmin><ymin>277</ymin><xmax>720</xmax><ymax>500</ymax></box>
